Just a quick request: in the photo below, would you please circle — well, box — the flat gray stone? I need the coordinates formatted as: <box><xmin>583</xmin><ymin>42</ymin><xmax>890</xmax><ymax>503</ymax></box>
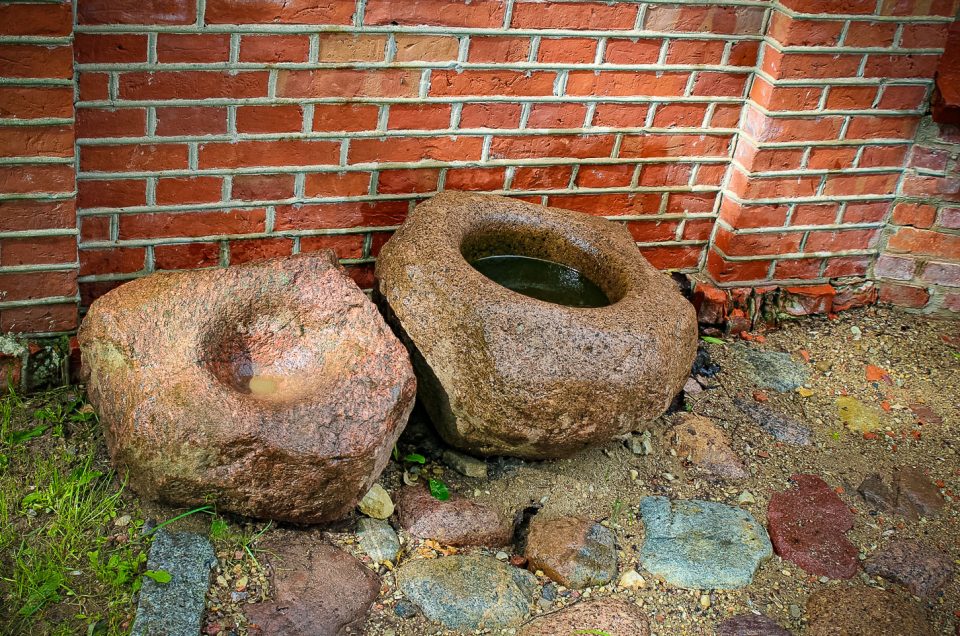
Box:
<box><xmin>132</xmin><ymin>529</ymin><xmax>216</xmax><ymax>636</ymax></box>
<box><xmin>733</xmin><ymin>398</ymin><xmax>812</xmax><ymax>445</ymax></box>
<box><xmin>639</xmin><ymin>496</ymin><xmax>772</xmax><ymax>589</ymax></box>
<box><xmin>356</xmin><ymin>517</ymin><xmax>400</xmax><ymax>563</ymax></box>
<box><xmin>442</xmin><ymin>449</ymin><xmax>488</xmax><ymax>478</ymax></box>
<box><xmin>734</xmin><ymin>345</ymin><xmax>809</xmax><ymax>393</ymax></box>
<box><xmin>397</xmin><ymin>555</ymin><xmax>537</xmax><ymax>630</ymax></box>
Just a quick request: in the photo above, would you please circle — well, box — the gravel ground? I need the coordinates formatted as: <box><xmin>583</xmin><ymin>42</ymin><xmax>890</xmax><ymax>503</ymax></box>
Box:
<box><xmin>198</xmin><ymin>305</ymin><xmax>959</xmax><ymax>635</ymax></box>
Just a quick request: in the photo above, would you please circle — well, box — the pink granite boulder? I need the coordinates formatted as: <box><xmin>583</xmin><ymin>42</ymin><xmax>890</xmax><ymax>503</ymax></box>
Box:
<box><xmin>79</xmin><ymin>252</ymin><xmax>416</xmax><ymax>524</ymax></box>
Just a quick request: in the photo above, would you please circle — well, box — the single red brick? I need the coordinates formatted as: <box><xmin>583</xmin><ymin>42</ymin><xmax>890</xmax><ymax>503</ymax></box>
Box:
<box><xmin>79</xmin><ymin>247</ymin><xmax>145</xmax><ymax>276</ymax></box>
<box><xmin>278</xmin><ymin>69</ymin><xmax>419</xmax><ymax>98</ymax></box>
<box><xmin>444</xmin><ymin>167</ymin><xmax>506</xmax><ymax>190</ymax></box>
<box><xmin>792</xmin><ymin>204</ymin><xmax>838</xmax><ymax>226</ymax></box>
<box><xmin>275</xmin><ymin>201</ymin><xmax>409</xmax><ymax>230</ymax></box>
<box><xmin>805</xmin><ymin>228</ymin><xmax>880</xmax><ymax>252</ymax></box>
<box><xmin>823</xmin><ymin>256</ymin><xmax>871</xmax><ymax>278</ymax></box>
<box><xmin>239</xmin><ymin>34</ymin><xmax>311</xmax><ymax>63</ymax></box>
<box><xmin>369</xmin><ymin>232</ymin><xmax>392</xmax><ymax>257</ymax></box>
<box><xmin>878</xmin><ymin>282</ymin><xmax>930</xmax><ymax>308</ymax></box>
<box><xmin>79</xmin><ymin>73</ymin><xmax>110</xmax><ymax>101</ymax></box>
<box><xmin>154</xmin><ymin>242</ymin><xmax>221</xmax><ymax>270</ymax></box>
<box><xmin>846</xmin><ymin>116</ymin><xmax>919</xmax><ymax>140</ymax></box>
<box><xmin>696</xmin><ymin>164</ymin><xmax>727</xmax><ymax>186</ymax></box>
<box><xmin>75</xmin><ymin>33</ymin><xmax>149</xmax><ymax>64</ymax></box>
<box><xmin>576</xmin><ymin>164</ymin><xmax>634</xmax><ymax>188</ymax></box>
<box><xmin>807</xmin><ymin>147</ymin><xmax>857</xmax><ymax>170</ymax></box>
<box><xmin>639</xmin><ymin>245</ymin><xmax>702</xmax><ymax>270</ymax></box>
<box><xmin>76</xmin><ymin>108</ymin><xmax>147</xmax><ymax>138</ymax></box>
<box><xmin>766</xmin><ymin>51</ymin><xmax>862</xmax><ymax>80</ymax></box>
<box><xmin>0</xmin><ymin>44</ymin><xmax>73</xmax><ymax>79</ymax></box>
<box><xmin>0</xmin><ymin>270</ymin><xmax>76</xmax><ymax>302</ymax></box>
<box><xmin>768</xmin><ymin>13</ymin><xmax>843</xmax><ymax>46</ymax></box>
<box><xmin>638</xmin><ymin>163</ymin><xmax>692</xmax><ymax>187</ymax></box>
<box><xmin>313</xmin><ymin>104</ymin><xmax>380</xmax><ymax>132</ymax></box>
<box><xmin>780</xmin><ymin>0</ymin><xmax>874</xmax><ymax>13</ymax></box>
<box><xmin>304</xmin><ymin>172</ymin><xmax>371</xmax><ymax>197</ymax></box>
<box><xmin>349</xmin><ymin>136</ymin><xmax>483</xmax><ymax>163</ymax></box>
<box><xmin>620</xmin><ymin>134</ymin><xmax>730</xmax><ymax>158</ymax></box>
<box><xmin>625</xmin><ymin>220</ymin><xmax>680</xmax><ymax>242</ymax></box>
<box><xmin>705</xmin><ymin>249</ymin><xmax>772</xmax><ymax>283</ymax></box>
<box><xmin>714</xmin><ymin>226</ymin><xmax>803</xmax><ymax>256</ymax></box>
<box><xmin>751</xmin><ymin>79</ymin><xmax>823</xmax><ymax>111</ymax></box>
<box><xmin>547</xmin><ymin>192</ymin><xmax>663</xmax><ymax>216</ymax></box>
<box><xmin>891</xmin><ymin>202</ymin><xmax>938</xmax><ymax>228</ymax></box>
<box><xmin>120</xmin><ymin>209</ymin><xmax>267</xmax><ymax>239</ymax></box>
<box><xmin>394</xmin><ymin>35</ymin><xmax>460</xmax><ymax>62</ymax></box>
<box><xmin>155</xmin><ymin>107</ymin><xmax>228</xmax><ymax>136</ymax></box>
<box><xmin>318</xmin><ymin>34</ymin><xmax>387</xmax><ymax>62</ymax></box>
<box><xmin>652</xmin><ymin>104</ymin><xmax>708</xmax><ymax>128</ymax></box>
<box><xmin>858</xmin><ymin>145</ymin><xmax>908</xmax><ymax>168</ymax></box>
<box><xmin>467</xmin><ymin>36</ymin><xmax>530</xmax><ymax>63</ymax></box>
<box><xmin>1</xmin><ymin>303</ymin><xmax>77</xmax><ymax>333</ymax></box>
<box><xmin>843</xmin><ymin>21</ymin><xmax>897</xmax><ymax>46</ymax></box>
<box><xmin>879</xmin><ymin>0</ymin><xmax>956</xmax><ymax>17</ymax></box>
<box><xmin>1</xmin><ymin>165</ymin><xmax>74</xmax><ymax>195</ymax></box>
<box><xmin>198</xmin><ymin>139</ymin><xmax>340</xmax><ymax>168</ymax></box>
<box><xmin>591</xmin><ymin>104</ymin><xmax>649</xmax><ymax>128</ymax></box>
<box><xmin>80</xmin><ymin>144</ymin><xmax>188</xmax><ymax>172</ymax></box>
<box><xmin>80</xmin><ymin>215</ymin><xmax>111</xmax><ymax>242</ymax></box>
<box><xmin>206</xmin><ymin>0</ymin><xmax>353</xmax><ymax>24</ymax></box>
<box><xmin>0</xmin><ymin>236</ymin><xmax>76</xmax><ymax>267</ymax></box>
<box><xmin>909</xmin><ymin>146</ymin><xmax>950</xmax><ymax>171</ymax></box>
<box><xmin>822</xmin><ymin>172</ymin><xmax>900</xmax><ymax>196</ymax></box>
<box><xmin>666</xmin><ymin>39</ymin><xmax>726</xmax><ymax>65</ymax></box>
<box><xmin>728</xmin><ymin>40</ymin><xmax>760</xmax><ymax>67</ymax></box>
<box><xmin>0</xmin><ymin>86</ymin><xmax>73</xmax><ymax>120</ymax></box>
<box><xmin>388</xmin><ymin>104</ymin><xmax>453</xmax><ymax>130</ymax></box>
<box><xmin>489</xmin><ymin>135</ymin><xmax>615</xmax><ymax>159</ymax></box>
<box><xmin>229</xmin><ymin>238</ymin><xmax>293</xmax><ymax>264</ymax></box>
<box><xmin>878</xmin><ymin>85</ymin><xmax>928</xmax><ymax>110</ymax></box>
<box><xmin>0</xmin><ymin>200</ymin><xmax>75</xmax><ymax>233</ymax></box>
<box><xmin>236</xmin><ymin>105</ymin><xmax>304</xmax><ymax>134</ymax></box>
<box><xmin>120</xmin><ymin>71</ymin><xmax>269</xmax><ymax>100</ymax></box>
<box><xmin>156</xmin><ymin>176</ymin><xmax>223</xmax><ymax>205</ymax></box>
<box><xmin>774</xmin><ymin>258</ymin><xmax>822</xmax><ymax>280</ymax></box>
<box><xmin>430</xmin><ymin>70</ymin><xmax>555</xmax><ymax>97</ymax></box>
<box><xmin>527</xmin><ymin>103</ymin><xmax>588</xmax><ymax>128</ymax></box>
<box><xmin>566</xmin><ymin>71</ymin><xmax>690</xmax><ymax>97</ymax></box>
<box><xmin>459</xmin><ymin>103</ymin><xmax>522</xmax><ymax>129</ymax></box>
<box><xmin>644</xmin><ymin>4</ymin><xmax>765</xmax><ymax>34</ymax></box>
<box><xmin>604</xmin><ymin>39</ymin><xmax>662</xmax><ymax>65</ymax></box>
<box><xmin>667</xmin><ymin>192</ymin><xmax>717</xmax><ymax>214</ymax></box>
<box><xmin>825</xmin><ymin>85</ymin><xmax>876</xmax><ymax>109</ymax></box>
<box><xmin>863</xmin><ymin>54</ymin><xmax>939</xmax><ymax>79</ymax></box>
<box><xmin>537</xmin><ymin>37</ymin><xmax>597</xmax><ymax>64</ymax></box>
<box><xmin>365</xmin><ymin>0</ymin><xmax>505</xmax><ymax>27</ymax></box>
<box><xmin>77</xmin><ymin>179</ymin><xmax>145</xmax><ymax>208</ymax></box>
<box><xmin>157</xmin><ymin>34</ymin><xmax>231</xmax><ymax>63</ymax></box>
<box><xmin>511</xmin><ymin>1</ymin><xmax>636</xmax><ymax>29</ymax></box>
<box><xmin>511</xmin><ymin>166</ymin><xmax>573</xmax><ymax>190</ymax></box>
<box><xmin>843</xmin><ymin>202</ymin><xmax>890</xmax><ymax>223</ymax></box>
<box><xmin>722</xmin><ymin>202</ymin><xmax>790</xmax><ymax>229</ymax></box>
<box><xmin>300</xmin><ymin>234</ymin><xmax>365</xmax><ymax>259</ymax></box>
<box><xmin>710</xmin><ymin>104</ymin><xmax>743</xmax><ymax>128</ymax></box>
<box><xmin>0</xmin><ymin>126</ymin><xmax>73</xmax><ymax>158</ymax></box>
<box><xmin>0</xmin><ymin>2</ymin><xmax>72</xmax><ymax>37</ymax></box>
<box><xmin>683</xmin><ymin>218</ymin><xmax>714</xmax><ymax>240</ymax></box>
<box><xmin>232</xmin><ymin>174</ymin><xmax>296</xmax><ymax>201</ymax></box>
<box><xmin>900</xmin><ymin>22</ymin><xmax>950</xmax><ymax>48</ymax></box>
<box><xmin>378</xmin><ymin>169</ymin><xmax>440</xmax><ymax>194</ymax></box>
<box><xmin>78</xmin><ymin>0</ymin><xmax>196</xmax><ymax>25</ymax></box>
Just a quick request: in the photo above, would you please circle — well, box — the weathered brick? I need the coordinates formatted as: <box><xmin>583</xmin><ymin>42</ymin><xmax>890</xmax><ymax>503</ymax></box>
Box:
<box><xmin>156</xmin><ymin>177</ymin><xmax>223</xmax><ymax>205</ymax></box>
<box><xmin>236</xmin><ymin>105</ymin><xmax>304</xmax><ymax>134</ymax></box>
<box><xmin>157</xmin><ymin>34</ymin><xmax>231</xmax><ymax>63</ymax></box>
<box><xmin>395</xmin><ymin>35</ymin><xmax>460</xmax><ymax>62</ymax></box>
<box><xmin>206</xmin><ymin>0</ymin><xmax>354</xmax><ymax>24</ymax></box>
<box><xmin>318</xmin><ymin>34</ymin><xmax>387</xmax><ymax>62</ymax></box>
<box><xmin>365</xmin><ymin>0</ymin><xmax>504</xmax><ymax>27</ymax></box>
<box><xmin>153</xmin><ymin>242</ymin><xmax>220</xmax><ymax>270</ymax></box>
<box><xmin>566</xmin><ymin>71</ymin><xmax>690</xmax><ymax>97</ymax></box>
<box><xmin>591</xmin><ymin>104</ymin><xmax>649</xmax><ymax>128</ymax></box>
<box><xmin>232</xmin><ymin>173</ymin><xmax>296</xmax><ymax>201</ymax></box>
<box><xmin>275</xmin><ymin>201</ymin><xmax>409</xmax><ymax>230</ymax></box>
<box><xmin>844</xmin><ymin>21</ymin><xmax>897</xmax><ymax>47</ymax></box>
<box><xmin>665</xmin><ymin>40</ymin><xmax>726</xmax><ymax>65</ymax></box>
<box><xmin>0</xmin><ymin>270</ymin><xmax>77</xmax><ymax>302</ymax></box>
<box><xmin>920</xmin><ymin>261</ymin><xmax>960</xmax><ymax>286</ymax></box>
<box><xmin>300</xmin><ymin>234</ymin><xmax>365</xmax><ymax>259</ymax></box>
<box><xmin>537</xmin><ymin>37</ymin><xmax>597</xmax><ymax>64</ymax></box>
<box><xmin>431</xmin><ymin>70</ymin><xmax>555</xmax><ymax>96</ymax></box>
<box><xmin>887</xmin><ymin>226</ymin><xmax>960</xmax><ymax>258</ymax></box>
<box><xmin>512</xmin><ymin>1</ymin><xmax>636</xmax><ymax>29</ymax></box>
<box><xmin>229</xmin><ymin>238</ymin><xmax>293</xmax><ymax>264</ymax></box>
<box><xmin>576</xmin><ymin>164</ymin><xmax>634</xmax><ymax>188</ymax></box>
<box><xmin>277</xmin><ymin>69</ymin><xmax>419</xmax><ymax>98</ymax></box>
<box><xmin>603</xmin><ymin>39</ymin><xmax>661</xmax><ymax>65</ymax></box>
<box><xmin>239</xmin><ymin>35</ymin><xmax>311</xmax><ymax>63</ymax></box>
<box><xmin>120</xmin><ymin>71</ymin><xmax>269</xmax><ymax>100</ymax></box>
<box><xmin>349</xmin><ymin>136</ymin><xmax>483</xmax><ymax>163</ymax></box>
<box><xmin>0</xmin><ymin>236</ymin><xmax>76</xmax><ymax>267</ymax></box>
<box><xmin>0</xmin><ymin>200</ymin><xmax>75</xmax><ymax>233</ymax></box>
<box><xmin>79</xmin><ymin>0</ymin><xmax>196</xmax><ymax>25</ymax></box>
<box><xmin>1</xmin><ymin>303</ymin><xmax>77</xmax><ymax>333</ymax></box>
<box><xmin>459</xmin><ymin>103</ymin><xmax>522</xmax><ymax>129</ymax></box>
<box><xmin>80</xmin><ymin>247</ymin><xmax>145</xmax><ymax>276</ymax></box>
<box><xmin>388</xmin><ymin>104</ymin><xmax>453</xmax><ymax>130</ymax></box>
<box><xmin>75</xmin><ymin>34</ymin><xmax>149</xmax><ymax>64</ymax></box>
<box><xmin>527</xmin><ymin>103</ymin><xmax>588</xmax><ymax>129</ymax></box>
<box><xmin>378</xmin><ymin>168</ymin><xmax>440</xmax><ymax>194</ymax></box>
<box><xmin>0</xmin><ymin>165</ymin><xmax>74</xmax><ymax>195</ymax></box>
<box><xmin>467</xmin><ymin>36</ymin><xmax>530</xmax><ymax>63</ymax></box>
<box><xmin>0</xmin><ymin>2</ymin><xmax>72</xmax><ymax>36</ymax></box>
<box><xmin>77</xmin><ymin>179</ymin><xmax>145</xmax><ymax>208</ymax></box>
<box><xmin>0</xmin><ymin>126</ymin><xmax>73</xmax><ymax>158</ymax></box>
<box><xmin>120</xmin><ymin>209</ymin><xmax>266</xmax><ymax>239</ymax></box>
<box><xmin>445</xmin><ymin>167</ymin><xmax>506</xmax><ymax>190</ymax></box>
<box><xmin>878</xmin><ymin>282</ymin><xmax>930</xmax><ymax>308</ymax></box>
<box><xmin>0</xmin><ymin>45</ymin><xmax>73</xmax><ymax>79</ymax></box>
<box><xmin>78</xmin><ymin>73</ymin><xmax>110</xmax><ymax>101</ymax></box>
<box><xmin>489</xmin><ymin>134</ymin><xmax>615</xmax><ymax>159</ymax></box>
<box><xmin>891</xmin><ymin>202</ymin><xmax>938</xmax><ymax>228</ymax></box>
<box><xmin>705</xmin><ymin>250</ymin><xmax>772</xmax><ymax>283</ymax></box>
<box><xmin>313</xmin><ymin>104</ymin><xmax>380</xmax><ymax>132</ymax></box>
<box><xmin>77</xmin><ymin>108</ymin><xmax>146</xmax><ymax>138</ymax></box>
<box><xmin>80</xmin><ymin>144</ymin><xmax>188</xmax><ymax>172</ymax></box>
<box><xmin>0</xmin><ymin>86</ymin><xmax>73</xmax><ymax>120</ymax></box>
<box><xmin>155</xmin><ymin>106</ymin><xmax>228</xmax><ymax>136</ymax></box>
<box><xmin>304</xmin><ymin>171</ymin><xmax>371</xmax><ymax>197</ymax></box>
<box><xmin>620</xmin><ymin>134</ymin><xmax>730</xmax><ymax>158</ymax></box>
<box><xmin>512</xmin><ymin>166</ymin><xmax>573</xmax><ymax>190</ymax></box>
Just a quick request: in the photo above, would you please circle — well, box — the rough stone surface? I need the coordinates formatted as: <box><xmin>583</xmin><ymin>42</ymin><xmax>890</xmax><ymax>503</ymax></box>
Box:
<box><xmin>767</xmin><ymin>474</ymin><xmax>859</xmax><ymax>579</ymax></box>
<box><xmin>396</xmin><ymin>555</ymin><xmax>537</xmax><ymax>630</ymax></box>
<box><xmin>356</xmin><ymin>517</ymin><xmax>400</xmax><ymax>563</ymax></box>
<box><xmin>79</xmin><ymin>253</ymin><xmax>417</xmax><ymax>524</ymax></box>
<box><xmin>733</xmin><ymin>398</ymin><xmax>812</xmax><ymax>445</ymax></box>
<box><xmin>524</xmin><ymin>516</ymin><xmax>617</xmax><ymax>589</ymax></box>
<box><xmin>669</xmin><ymin>414</ymin><xmax>747</xmax><ymax>479</ymax></box>
<box><xmin>639</xmin><ymin>496</ymin><xmax>772</xmax><ymax>589</ymax></box>
<box><xmin>894</xmin><ymin>466</ymin><xmax>944</xmax><ymax>518</ymax></box>
<box><xmin>864</xmin><ymin>540</ymin><xmax>954</xmax><ymax>598</ymax></box>
<box><xmin>358</xmin><ymin>483</ymin><xmax>395</xmax><ymax>519</ymax></box>
<box><xmin>733</xmin><ymin>345</ymin><xmax>809</xmax><ymax>392</ymax></box>
<box><xmin>805</xmin><ymin>586</ymin><xmax>932</xmax><ymax>636</ymax></box>
<box><xmin>517</xmin><ymin>599</ymin><xmax>650</xmax><ymax>636</ymax></box>
<box><xmin>442</xmin><ymin>449</ymin><xmax>488</xmax><ymax>478</ymax></box>
<box><xmin>246</xmin><ymin>537</ymin><xmax>379</xmax><ymax>635</ymax></box>
<box><xmin>837</xmin><ymin>396</ymin><xmax>882</xmax><ymax>433</ymax></box>
<box><xmin>131</xmin><ymin>529</ymin><xmax>216</xmax><ymax>636</ymax></box>
<box><xmin>857</xmin><ymin>472</ymin><xmax>899</xmax><ymax>515</ymax></box>
<box><xmin>716</xmin><ymin>613</ymin><xmax>792</xmax><ymax>636</ymax></box>
<box><xmin>396</xmin><ymin>485</ymin><xmax>513</xmax><ymax>546</ymax></box>
<box><xmin>375</xmin><ymin>191</ymin><xmax>698</xmax><ymax>458</ymax></box>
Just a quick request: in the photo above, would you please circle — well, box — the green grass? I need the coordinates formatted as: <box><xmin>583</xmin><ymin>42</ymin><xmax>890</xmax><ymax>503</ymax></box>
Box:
<box><xmin>0</xmin><ymin>387</ymin><xmax>147</xmax><ymax>635</ymax></box>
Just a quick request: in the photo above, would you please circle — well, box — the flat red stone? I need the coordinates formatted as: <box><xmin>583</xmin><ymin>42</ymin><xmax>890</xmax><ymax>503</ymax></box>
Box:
<box><xmin>767</xmin><ymin>474</ymin><xmax>859</xmax><ymax>579</ymax></box>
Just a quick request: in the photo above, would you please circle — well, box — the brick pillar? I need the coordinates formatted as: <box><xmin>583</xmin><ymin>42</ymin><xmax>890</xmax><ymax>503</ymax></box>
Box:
<box><xmin>0</xmin><ymin>0</ymin><xmax>79</xmax><ymax>334</ymax></box>
<box><xmin>708</xmin><ymin>0</ymin><xmax>956</xmax><ymax>300</ymax></box>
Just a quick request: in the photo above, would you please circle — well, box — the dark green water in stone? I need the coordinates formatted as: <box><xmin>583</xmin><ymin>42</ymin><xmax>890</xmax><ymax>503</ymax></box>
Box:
<box><xmin>470</xmin><ymin>255</ymin><xmax>610</xmax><ymax>308</ymax></box>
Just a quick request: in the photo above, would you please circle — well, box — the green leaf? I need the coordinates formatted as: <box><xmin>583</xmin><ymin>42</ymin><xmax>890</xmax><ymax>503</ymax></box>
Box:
<box><xmin>392</xmin><ymin>444</ymin><xmax>399</xmax><ymax>461</ymax></box>
<box><xmin>428</xmin><ymin>478</ymin><xmax>449</xmax><ymax>501</ymax></box>
<box><xmin>142</xmin><ymin>570</ymin><xmax>172</xmax><ymax>584</ymax></box>
<box><xmin>952</xmin><ymin>351</ymin><xmax>960</xmax><ymax>361</ymax></box>
<box><xmin>404</xmin><ymin>453</ymin><xmax>426</xmax><ymax>464</ymax></box>
<box><xmin>8</xmin><ymin>424</ymin><xmax>48</xmax><ymax>445</ymax></box>
<box><xmin>700</xmin><ymin>336</ymin><xmax>725</xmax><ymax>345</ymax></box>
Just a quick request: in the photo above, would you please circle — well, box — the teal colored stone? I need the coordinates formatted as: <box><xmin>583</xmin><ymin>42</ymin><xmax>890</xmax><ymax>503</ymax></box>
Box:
<box><xmin>640</xmin><ymin>496</ymin><xmax>772</xmax><ymax>590</ymax></box>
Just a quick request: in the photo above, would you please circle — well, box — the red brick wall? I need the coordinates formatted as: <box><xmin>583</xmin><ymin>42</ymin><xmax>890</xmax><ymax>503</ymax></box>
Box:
<box><xmin>0</xmin><ymin>0</ymin><xmax>78</xmax><ymax>334</ymax></box>
<box><xmin>1</xmin><ymin>0</ymin><xmax>959</xmax><ymax>336</ymax></box>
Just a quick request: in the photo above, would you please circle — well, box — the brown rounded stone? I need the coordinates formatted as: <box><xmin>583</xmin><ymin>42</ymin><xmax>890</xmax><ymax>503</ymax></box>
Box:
<box><xmin>375</xmin><ymin>191</ymin><xmax>698</xmax><ymax>458</ymax></box>
<box><xmin>246</xmin><ymin>536</ymin><xmax>380</xmax><ymax>635</ymax></box>
<box><xmin>518</xmin><ymin>599</ymin><xmax>649</xmax><ymax>636</ymax></box>
<box><xmin>396</xmin><ymin>485</ymin><xmax>513</xmax><ymax>546</ymax></box>
<box><xmin>805</xmin><ymin>586</ymin><xmax>932</xmax><ymax>636</ymax></box>
<box><xmin>79</xmin><ymin>252</ymin><xmax>416</xmax><ymax>524</ymax></box>
<box><xmin>669</xmin><ymin>413</ymin><xmax>747</xmax><ymax>480</ymax></box>
<box><xmin>524</xmin><ymin>516</ymin><xmax>617</xmax><ymax>589</ymax></box>
<box><xmin>864</xmin><ymin>539</ymin><xmax>954</xmax><ymax>599</ymax></box>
